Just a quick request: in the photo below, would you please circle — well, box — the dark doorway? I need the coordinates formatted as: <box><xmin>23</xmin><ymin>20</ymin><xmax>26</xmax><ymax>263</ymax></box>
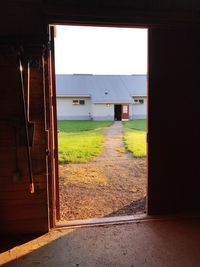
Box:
<box><xmin>114</xmin><ymin>104</ymin><xmax>122</xmax><ymax>120</ymax></box>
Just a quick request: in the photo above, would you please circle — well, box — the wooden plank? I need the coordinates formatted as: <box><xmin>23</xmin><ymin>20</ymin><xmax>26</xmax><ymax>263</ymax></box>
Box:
<box><xmin>0</xmin><ymin>196</ymin><xmax>47</xmax><ymax>204</ymax></box>
<box><xmin>0</xmin><ymin>168</ymin><xmax>14</xmax><ymax>178</ymax></box>
<box><xmin>31</xmin><ymin>145</ymin><xmax>46</xmax><ymax>159</ymax></box>
<box><xmin>31</xmin><ymin>124</ymin><xmax>46</xmax><ymax>145</ymax></box>
<box><xmin>0</xmin><ymin>203</ymin><xmax>47</xmax><ymax>219</ymax></box>
<box><xmin>0</xmin><ymin>181</ymin><xmax>47</xmax><ymax>190</ymax></box>
<box><xmin>0</xmin><ymin>218</ymin><xmax>49</xmax><ymax>234</ymax></box>
<box><xmin>0</xmin><ymin>151</ymin><xmax>15</xmax><ymax>166</ymax></box>
<box><xmin>0</xmin><ymin>48</ymin><xmax>49</xmax><ymax>234</ymax></box>
<box><xmin>0</xmin><ymin>185</ymin><xmax>47</xmax><ymax>198</ymax></box>
<box><xmin>0</xmin><ymin>173</ymin><xmax>47</xmax><ymax>184</ymax></box>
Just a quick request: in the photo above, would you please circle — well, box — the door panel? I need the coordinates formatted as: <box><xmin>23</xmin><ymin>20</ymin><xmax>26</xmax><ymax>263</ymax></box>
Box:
<box><xmin>148</xmin><ymin>28</ymin><xmax>200</xmax><ymax>214</ymax></box>
<box><xmin>122</xmin><ymin>104</ymin><xmax>129</xmax><ymax>120</ymax></box>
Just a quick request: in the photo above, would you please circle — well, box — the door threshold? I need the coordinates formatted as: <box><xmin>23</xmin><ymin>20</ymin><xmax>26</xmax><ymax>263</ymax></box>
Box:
<box><xmin>55</xmin><ymin>213</ymin><xmax>150</xmax><ymax>229</ymax></box>
<box><xmin>55</xmin><ymin>212</ymin><xmax>200</xmax><ymax>229</ymax></box>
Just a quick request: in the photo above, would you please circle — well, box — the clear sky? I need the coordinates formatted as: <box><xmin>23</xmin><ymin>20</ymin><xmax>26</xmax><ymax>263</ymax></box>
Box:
<box><xmin>54</xmin><ymin>25</ymin><xmax>147</xmax><ymax>75</ymax></box>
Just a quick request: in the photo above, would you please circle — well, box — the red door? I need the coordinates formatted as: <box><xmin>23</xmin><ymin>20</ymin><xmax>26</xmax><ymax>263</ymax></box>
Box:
<box><xmin>121</xmin><ymin>104</ymin><xmax>129</xmax><ymax>120</ymax></box>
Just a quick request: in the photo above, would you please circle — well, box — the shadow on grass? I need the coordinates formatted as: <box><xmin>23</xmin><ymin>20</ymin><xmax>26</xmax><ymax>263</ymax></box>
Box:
<box><xmin>105</xmin><ymin>197</ymin><xmax>146</xmax><ymax>217</ymax></box>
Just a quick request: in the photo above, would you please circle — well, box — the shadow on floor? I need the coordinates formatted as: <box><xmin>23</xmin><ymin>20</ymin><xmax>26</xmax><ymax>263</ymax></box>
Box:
<box><xmin>0</xmin><ymin>234</ymin><xmax>41</xmax><ymax>253</ymax></box>
<box><xmin>1</xmin><ymin>217</ymin><xmax>200</xmax><ymax>267</ymax></box>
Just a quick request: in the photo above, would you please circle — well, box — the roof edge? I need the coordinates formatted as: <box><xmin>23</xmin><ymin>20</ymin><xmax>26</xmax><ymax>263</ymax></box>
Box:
<box><xmin>92</xmin><ymin>101</ymin><xmax>132</xmax><ymax>104</ymax></box>
<box><xmin>57</xmin><ymin>94</ymin><xmax>91</xmax><ymax>97</ymax></box>
<box><xmin>132</xmin><ymin>95</ymin><xmax>147</xmax><ymax>97</ymax></box>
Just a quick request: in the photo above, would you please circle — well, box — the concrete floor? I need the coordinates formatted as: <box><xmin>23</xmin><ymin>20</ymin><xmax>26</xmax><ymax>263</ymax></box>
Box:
<box><xmin>1</xmin><ymin>217</ymin><xmax>200</xmax><ymax>267</ymax></box>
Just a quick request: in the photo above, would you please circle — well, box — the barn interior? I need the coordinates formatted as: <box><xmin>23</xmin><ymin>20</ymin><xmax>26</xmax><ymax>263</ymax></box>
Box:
<box><xmin>1</xmin><ymin>1</ymin><xmax>200</xmax><ymax>266</ymax></box>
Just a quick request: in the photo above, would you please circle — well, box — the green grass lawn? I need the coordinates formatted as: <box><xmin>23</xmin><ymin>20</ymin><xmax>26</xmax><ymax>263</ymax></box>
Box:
<box><xmin>58</xmin><ymin>120</ymin><xmax>113</xmax><ymax>132</ymax></box>
<box><xmin>123</xmin><ymin>119</ymin><xmax>146</xmax><ymax>131</ymax></box>
<box><xmin>58</xmin><ymin>120</ymin><xmax>112</xmax><ymax>163</ymax></box>
<box><xmin>123</xmin><ymin>119</ymin><xmax>147</xmax><ymax>157</ymax></box>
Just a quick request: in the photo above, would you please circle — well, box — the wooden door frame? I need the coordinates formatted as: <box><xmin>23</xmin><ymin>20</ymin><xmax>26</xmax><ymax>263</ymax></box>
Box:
<box><xmin>47</xmin><ymin>25</ymin><xmax>60</xmax><ymax>228</ymax></box>
<box><xmin>47</xmin><ymin>21</ymin><xmax>149</xmax><ymax>227</ymax></box>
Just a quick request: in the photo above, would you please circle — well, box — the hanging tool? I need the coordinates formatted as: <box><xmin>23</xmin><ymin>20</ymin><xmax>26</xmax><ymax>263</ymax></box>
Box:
<box><xmin>18</xmin><ymin>55</ymin><xmax>35</xmax><ymax>193</ymax></box>
<box><xmin>27</xmin><ymin>61</ymin><xmax>30</xmax><ymax>122</ymax></box>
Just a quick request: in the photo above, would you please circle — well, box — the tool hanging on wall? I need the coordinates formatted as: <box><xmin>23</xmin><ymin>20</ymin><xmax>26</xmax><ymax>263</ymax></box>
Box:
<box><xmin>18</xmin><ymin>55</ymin><xmax>35</xmax><ymax>193</ymax></box>
<box><xmin>27</xmin><ymin>61</ymin><xmax>30</xmax><ymax>121</ymax></box>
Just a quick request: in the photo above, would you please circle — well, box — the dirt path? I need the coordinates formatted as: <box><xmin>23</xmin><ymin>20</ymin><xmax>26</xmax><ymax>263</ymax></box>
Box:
<box><xmin>59</xmin><ymin>122</ymin><xmax>146</xmax><ymax>222</ymax></box>
<box><xmin>97</xmin><ymin>121</ymin><xmax>132</xmax><ymax>160</ymax></box>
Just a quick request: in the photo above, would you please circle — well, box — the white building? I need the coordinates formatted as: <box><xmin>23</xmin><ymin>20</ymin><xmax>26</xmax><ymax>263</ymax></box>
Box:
<box><xmin>56</xmin><ymin>74</ymin><xmax>147</xmax><ymax>121</ymax></box>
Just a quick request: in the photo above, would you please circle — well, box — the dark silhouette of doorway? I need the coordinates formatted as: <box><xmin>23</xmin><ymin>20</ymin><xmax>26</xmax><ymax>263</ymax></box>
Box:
<box><xmin>114</xmin><ymin>104</ymin><xmax>122</xmax><ymax>120</ymax></box>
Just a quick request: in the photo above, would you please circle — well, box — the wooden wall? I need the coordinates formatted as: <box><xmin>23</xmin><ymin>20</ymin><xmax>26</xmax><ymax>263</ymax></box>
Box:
<box><xmin>0</xmin><ymin>47</ymin><xmax>49</xmax><ymax>234</ymax></box>
<box><xmin>0</xmin><ymin>1</ymin><xmax>200</xmax><ymax>234</ymax></box>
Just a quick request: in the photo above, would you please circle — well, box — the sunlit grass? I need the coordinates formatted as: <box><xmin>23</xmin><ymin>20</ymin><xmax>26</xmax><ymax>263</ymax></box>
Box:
<box><xmin>123</xmin><ymin>120</ymin><xmax>146</xmax><ymax>157</ymax></box>
<box><xmin>58</xmin><ymin>120</ymin><xmax>112</xmax><ymax>163</ymax></box>
<box><xmin>58</xmin><ymin>131</ymin><xmax>104</xmax><ymax>163</ymax></box>
<box><xmin>123</xmin><ymin>119</ymin><xmax>146</xmax><ymax>131</ymax></box>
<box><xmin>124</xmin><ymin>130</ymin><xmax>146</xmax><ymax>157</ymax></box>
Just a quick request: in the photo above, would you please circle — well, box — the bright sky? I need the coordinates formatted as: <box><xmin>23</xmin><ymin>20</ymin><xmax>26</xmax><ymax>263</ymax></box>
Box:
<box><xmin>54</xmin><ymin>25</ymin><xmax>147</xmax><ymax>75</ymax></box>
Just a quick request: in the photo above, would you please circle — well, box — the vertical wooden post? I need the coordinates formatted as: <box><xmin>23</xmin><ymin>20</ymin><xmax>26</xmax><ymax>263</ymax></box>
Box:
<box><xmin>46</xmin><ymin>25</ymin><xmax>60</xmax><ymax>227</ymax></box>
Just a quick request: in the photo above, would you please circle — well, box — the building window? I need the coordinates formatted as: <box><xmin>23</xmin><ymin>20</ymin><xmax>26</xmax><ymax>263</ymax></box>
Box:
<box><xmin>72</xmin><ymin>99</ymin><xmax>85</xmax><ymax>105</ymax></box>
<box><xmin>133</xmin><ymin>98</ymin><xmax>144</xmax><ymax>104</ymax></box>
<box><xmin>123</xmin><ymin>105</ymin><xmax>128</xmax><ymax>113</ymax></box>
<box><xmin>72</xmin><ymin>100</ymin><xmax>79</xmax><ymax>105</ymax></box>
<box><xmin>79</xmin><ymin>100</ymin><xmax>85</xmax><ymax>105</ymax></box>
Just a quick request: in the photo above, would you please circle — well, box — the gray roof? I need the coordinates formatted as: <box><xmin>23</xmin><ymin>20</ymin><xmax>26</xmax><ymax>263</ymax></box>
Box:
<box><xmin>56</xmin><ymin>74</ymin><xmax>147</xmax><ymax>103</ymax></box>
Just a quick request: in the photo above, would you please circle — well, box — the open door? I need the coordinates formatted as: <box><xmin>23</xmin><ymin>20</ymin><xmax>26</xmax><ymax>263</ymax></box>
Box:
<box><xmin>114</xmin><ymin>104</ymin><xmax>122</xmax><ymax>120</ymax></box>
<box><xmin>122</xmin><ymin>104</ymin><xmax>129</xmax><ymax>120</ymax></box>
<box><xmin>47</xmin><ymin>25</ymin><xmax>60</xmax><ymax>227</ymax></box>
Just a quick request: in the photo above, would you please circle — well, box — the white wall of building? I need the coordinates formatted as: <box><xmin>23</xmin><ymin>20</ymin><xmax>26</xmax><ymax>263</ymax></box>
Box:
<box><xmin>57</xmin><ymin>97</ymin><xmax>92</xmax><ymax>120</ymax></box>
<box><xmin>132</xmin><ymin>97</ymin><xmax>147</xmax><ymax>119</ymax></box>
<box><xmin>57</xmin><ymin>97</ymin><xmax>147</xmax><ymax>120</ymax></box>
<box><xmin>92</xmin><ymin>103</ymin><xmax>114</xmax><ymax>120</ymax></box>
<box><xmin>128</xmin><ymin>103</ymin><xmax>133</xmax><ymax>119</ymax></box>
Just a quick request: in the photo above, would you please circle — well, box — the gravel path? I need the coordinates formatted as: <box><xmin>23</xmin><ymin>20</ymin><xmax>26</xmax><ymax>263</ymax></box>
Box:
<box><xmin>97</xmin><ymin>121</ymin><xmax>132</xmax><ymax>160</ymax></box>
<box><xmin>59</xmin><ymin>121</ymin><xmax>146</xmax><ymax>222</ymax></box>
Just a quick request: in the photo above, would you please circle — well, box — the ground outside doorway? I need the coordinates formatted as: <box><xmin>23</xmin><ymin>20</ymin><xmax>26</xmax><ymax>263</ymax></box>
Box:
<box><xmin>59</xmin><ymin>121</ymin><xmax>146</xmax><ymax>222</ymax></box>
